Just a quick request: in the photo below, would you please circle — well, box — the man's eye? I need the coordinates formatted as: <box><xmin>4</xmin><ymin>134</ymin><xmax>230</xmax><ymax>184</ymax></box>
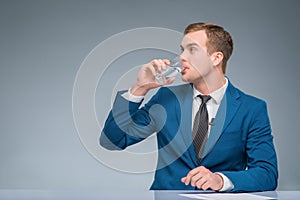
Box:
<box><xmin>189</xmin><ymin>47</ymin><xmax>196</xmax><ymax>53</ymax></box>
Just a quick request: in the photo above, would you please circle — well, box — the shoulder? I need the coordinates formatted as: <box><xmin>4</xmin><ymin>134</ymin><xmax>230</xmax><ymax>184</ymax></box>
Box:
<box><xmin>239</xmin><ymin>89</ymin><xmax>266</xmax><ymax>106</ymax></box>
<box><xmin>228</xmin><ymin>81</ymin><xmax>268</xmax><ymax>110</ymax></box>
<box><xmin>228</xmin><ymin>80</ymin><xmax>266</xmax><ymax>102</ymax></box>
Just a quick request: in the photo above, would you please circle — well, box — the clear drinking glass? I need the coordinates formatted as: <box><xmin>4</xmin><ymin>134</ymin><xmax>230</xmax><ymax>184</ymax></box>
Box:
<box><xmin>155</xmin><ymin>56</ymin><xmax>183</xmax><ymax>84</ymax></box>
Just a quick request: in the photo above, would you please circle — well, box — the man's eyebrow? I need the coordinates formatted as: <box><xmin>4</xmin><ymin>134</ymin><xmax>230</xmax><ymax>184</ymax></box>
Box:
<box><xmin>180</xmin><ymin>42</ymin><xmax>200</xmax><ymax>49</ymax></box>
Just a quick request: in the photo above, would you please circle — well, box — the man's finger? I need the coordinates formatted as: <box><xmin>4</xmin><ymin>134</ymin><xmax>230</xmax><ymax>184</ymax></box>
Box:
<box><xmin>190</xmin><ymin>173</ymin><xmax>203</xmax><ymax>187</ymax></box>
<box><xmin>184</xmin><ymin>167</ymin><xmax>201</xmax><ymax>185</ymax></box>
<box><xmin>162</xmin><ymin>59</ymin><xmax>171</xmax><ymax>65</ymax></box>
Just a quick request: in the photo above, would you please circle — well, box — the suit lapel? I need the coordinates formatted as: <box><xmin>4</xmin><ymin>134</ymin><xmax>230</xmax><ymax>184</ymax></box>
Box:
<box><xmin>174</xmin><ymin>84</ymin><xmax>199</xmax><ymax>167</ymax></box>
<box><xmin>201</xmin><ymin>81</ymin><xmax>241</xmax><ymax>159</ymax></box>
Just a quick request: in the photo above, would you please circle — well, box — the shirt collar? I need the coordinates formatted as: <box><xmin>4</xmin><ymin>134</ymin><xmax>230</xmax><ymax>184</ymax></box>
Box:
<box><xmin>193</xmin><ymin>77</ymin><xmax>228</xmax><ymax>105</ymax></box>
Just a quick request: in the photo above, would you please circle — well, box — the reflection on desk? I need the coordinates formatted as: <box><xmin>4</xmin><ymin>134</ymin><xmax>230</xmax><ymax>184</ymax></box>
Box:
<box><xmin>0</xmin><ymin>190</ymin><xmax>300</xmax><ymax>200</ymax></box>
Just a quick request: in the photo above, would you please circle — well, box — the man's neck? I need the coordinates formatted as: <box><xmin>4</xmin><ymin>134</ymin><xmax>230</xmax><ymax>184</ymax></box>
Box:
<box><xmin>193</xmin><ymin>74</ymin><xmax>226</xmax><ymax>95</ymax></box>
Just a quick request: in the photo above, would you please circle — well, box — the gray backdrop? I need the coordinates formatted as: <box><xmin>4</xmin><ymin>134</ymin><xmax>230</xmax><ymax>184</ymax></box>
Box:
<box><xmin>1</xmin><ymin>0</ymin><xmax>299</xmax><ymax>190</ymax></box>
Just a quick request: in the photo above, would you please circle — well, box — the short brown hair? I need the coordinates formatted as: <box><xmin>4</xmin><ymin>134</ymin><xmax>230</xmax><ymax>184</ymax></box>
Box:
<box><xmin>184</xmin><ymin>22</ymin><xmax>233</xmax><ymax>73</ymax></box>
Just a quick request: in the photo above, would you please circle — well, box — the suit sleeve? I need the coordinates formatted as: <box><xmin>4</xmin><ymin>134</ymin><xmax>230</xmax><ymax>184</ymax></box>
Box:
<box><xmin>99</xmin><ymin>90</ymin><xmax>161</xmax><ymax>150</ymax></box>
<box><xmin>222</xmin><ymin>100</ymin><xmax>278</xmax><ymax>192</ymax></box>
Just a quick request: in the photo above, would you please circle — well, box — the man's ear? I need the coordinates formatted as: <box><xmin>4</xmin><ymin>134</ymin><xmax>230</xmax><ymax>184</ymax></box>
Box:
<box><xmin>211</xmin><ymin>51</ymin><xmax>224</xmax><ymax>67</ymax></box>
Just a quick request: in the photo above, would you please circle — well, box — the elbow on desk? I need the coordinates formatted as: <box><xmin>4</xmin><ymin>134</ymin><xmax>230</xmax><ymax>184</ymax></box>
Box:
<box><xmin>268</xmin><ymin>169</ymin><xmax>279</xmax><ymax>191</ymax></box>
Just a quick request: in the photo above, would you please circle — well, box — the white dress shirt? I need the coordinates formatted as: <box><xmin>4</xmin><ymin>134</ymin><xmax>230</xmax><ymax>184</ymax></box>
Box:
<box><xmin>192</xmin><ymin>79</ymin><xmax>228</xmax><ymax>140</ymax></box>
<box><xmin>121</xmin><ymin>78</ymin><xmax>234</xmax><ymax>191</ymax></box>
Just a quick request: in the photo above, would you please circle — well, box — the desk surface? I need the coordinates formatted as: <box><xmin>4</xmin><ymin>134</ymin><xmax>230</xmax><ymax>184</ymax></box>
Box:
<box><xmin>0</xmin><ymin>190</ymin><xmax>299</xmax><ymax>200</ymax></box>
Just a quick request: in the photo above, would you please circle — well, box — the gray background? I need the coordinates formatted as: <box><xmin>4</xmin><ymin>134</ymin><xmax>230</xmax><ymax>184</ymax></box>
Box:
<box><xmin>0</xmin><ymin>0</ymin><xmax>299</xmax><ymax>190</ymax></box>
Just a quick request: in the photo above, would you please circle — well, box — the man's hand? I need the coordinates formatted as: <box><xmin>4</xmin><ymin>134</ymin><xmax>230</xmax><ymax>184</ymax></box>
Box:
<box><xmin>181</xmin><ymin>166</ymin><xmax>224</xmax><ymax>191</ymax></box>
<box><xmin>130</xmin><ymin>59</ymin><xmax>175</xmax><ymax>96</ymax></box>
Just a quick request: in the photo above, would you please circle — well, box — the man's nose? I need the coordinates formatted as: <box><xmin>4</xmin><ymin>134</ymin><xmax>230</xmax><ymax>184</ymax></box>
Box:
<box><xmin>179</xmin><ymin>53</ymin><xmax>187</xmax><ymax>63</ymax></box>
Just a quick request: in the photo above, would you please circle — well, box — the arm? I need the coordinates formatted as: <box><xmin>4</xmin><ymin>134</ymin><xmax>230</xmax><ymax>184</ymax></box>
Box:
<box><xmin>221</xmin><ymin>101</ymin><xmax>278</xmax><ymax>192</ymax></box>
<box><xmin>100</xmin><ymin>90</ymin><xmax>154</xmax><ymax>150</ymax></box>
<box><xmin>100</xmin><ymin>59</ymin><xmax>174</xmax><ymax>150</ymax></box>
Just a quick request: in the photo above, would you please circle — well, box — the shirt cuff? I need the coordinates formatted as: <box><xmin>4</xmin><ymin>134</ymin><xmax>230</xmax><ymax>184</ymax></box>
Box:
<box><xmin>215</xmin><ymin>172</ymin><xmax>234</xmax><ymax>192</ymax></box>
<box><xmin>121</xmin><ymin>88</ymin><xmax>144</xmax><ymax>103</ymax></box>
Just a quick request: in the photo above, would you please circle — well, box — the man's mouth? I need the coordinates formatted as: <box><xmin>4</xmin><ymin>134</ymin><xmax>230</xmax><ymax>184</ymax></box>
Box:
<box><xmin>181</xmin><ymin>66</ymin><xmax>189</xmax><ymax>75</ymax></box>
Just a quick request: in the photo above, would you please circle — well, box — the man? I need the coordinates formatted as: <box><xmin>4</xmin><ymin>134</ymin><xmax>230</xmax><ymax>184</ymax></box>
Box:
<box><xmin>100</xmin><ymin>22</ymin><xmax>278</xmax><ymax>192</ymax></box>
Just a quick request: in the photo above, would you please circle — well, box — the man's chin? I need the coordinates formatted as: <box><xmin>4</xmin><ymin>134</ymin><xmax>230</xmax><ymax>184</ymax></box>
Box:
<box><xmin>181</xmin><ymin>77</ymin><xmax>188</xmax><ymax>83</ymax></box>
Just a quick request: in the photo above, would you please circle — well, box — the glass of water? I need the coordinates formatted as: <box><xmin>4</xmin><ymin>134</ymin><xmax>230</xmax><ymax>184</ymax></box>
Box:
<box><xmin>155</xmin><ymin>56</ymin><xmax>183</xmax><ymax>84</ymax></box>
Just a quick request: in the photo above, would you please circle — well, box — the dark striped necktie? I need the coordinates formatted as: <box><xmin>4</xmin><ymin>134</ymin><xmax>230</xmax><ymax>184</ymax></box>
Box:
<box><xmin>193</xmin><ymin>95</ymin><xmax>211</xmax><ymax>163</ymax></box>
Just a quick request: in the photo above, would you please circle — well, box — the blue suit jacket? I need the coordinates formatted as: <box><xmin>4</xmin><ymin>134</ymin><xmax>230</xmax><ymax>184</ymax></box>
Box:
<box><xmin>100</xmin><ymin>80</ymin><xmax>278</xmax><ymax>192</ymax></box>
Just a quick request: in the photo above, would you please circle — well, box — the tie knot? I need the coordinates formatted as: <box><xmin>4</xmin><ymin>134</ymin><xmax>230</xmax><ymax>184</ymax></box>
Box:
<box><xmin>198</xmin><ymin>95</ymin><xmax>211</xmax><ymax>104</ymax></box>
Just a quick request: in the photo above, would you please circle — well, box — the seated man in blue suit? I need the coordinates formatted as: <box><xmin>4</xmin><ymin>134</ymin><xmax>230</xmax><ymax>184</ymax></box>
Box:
<box><xmin>100</xmin><ymin>22</ymin><xmax>278</xmax><ymax>192</ymax></box>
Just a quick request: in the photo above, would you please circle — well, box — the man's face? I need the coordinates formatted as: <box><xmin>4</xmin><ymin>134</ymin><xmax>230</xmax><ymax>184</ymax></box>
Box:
<box><xmin>179</xmin><ymin>30</ymin><xmax>214</xmax><ymax>83</ymax></box>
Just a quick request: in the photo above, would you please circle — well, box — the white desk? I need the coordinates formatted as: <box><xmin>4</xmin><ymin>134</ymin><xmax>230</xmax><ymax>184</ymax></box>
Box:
<box><xmin>0</xmin><ymin>190</ymin><xmax>299</xmax><ymax>199</ymax></box>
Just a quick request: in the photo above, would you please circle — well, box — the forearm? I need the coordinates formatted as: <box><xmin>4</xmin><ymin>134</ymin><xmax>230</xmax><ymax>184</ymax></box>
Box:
<box><xmin>220</xmin><ymin>136</ymin><xmax>278</xmax><ymax>192</ymax></box>
<box><xmin>100</xmin><ymin>91</ymin><xmax>141</xmax><ymax>149</ymax></box>
<box><xmin>100</xmin><ymin>90</ymin><xmax>156</xmax><ymax>150</ymax></box>
<box><xmin>222</xmin><ymin>165</ymin><xmax>278</xmax><ymax>192</ymax></box>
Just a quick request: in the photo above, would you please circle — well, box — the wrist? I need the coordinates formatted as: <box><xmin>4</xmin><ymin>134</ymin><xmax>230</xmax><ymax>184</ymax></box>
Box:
<box><xmin>214</xmin><ymin>173</ymin><xmax>224</xmax><ymax>191</ymax></box>
<box><xmin>130</xmin><ymin>83</ymin><xmax>150</xmax><ymax>96</ymax></box>
<box><xmin>214</xmin><ymin>172</ymin><xmax>234</xmax><ymax>192</ymax></box>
